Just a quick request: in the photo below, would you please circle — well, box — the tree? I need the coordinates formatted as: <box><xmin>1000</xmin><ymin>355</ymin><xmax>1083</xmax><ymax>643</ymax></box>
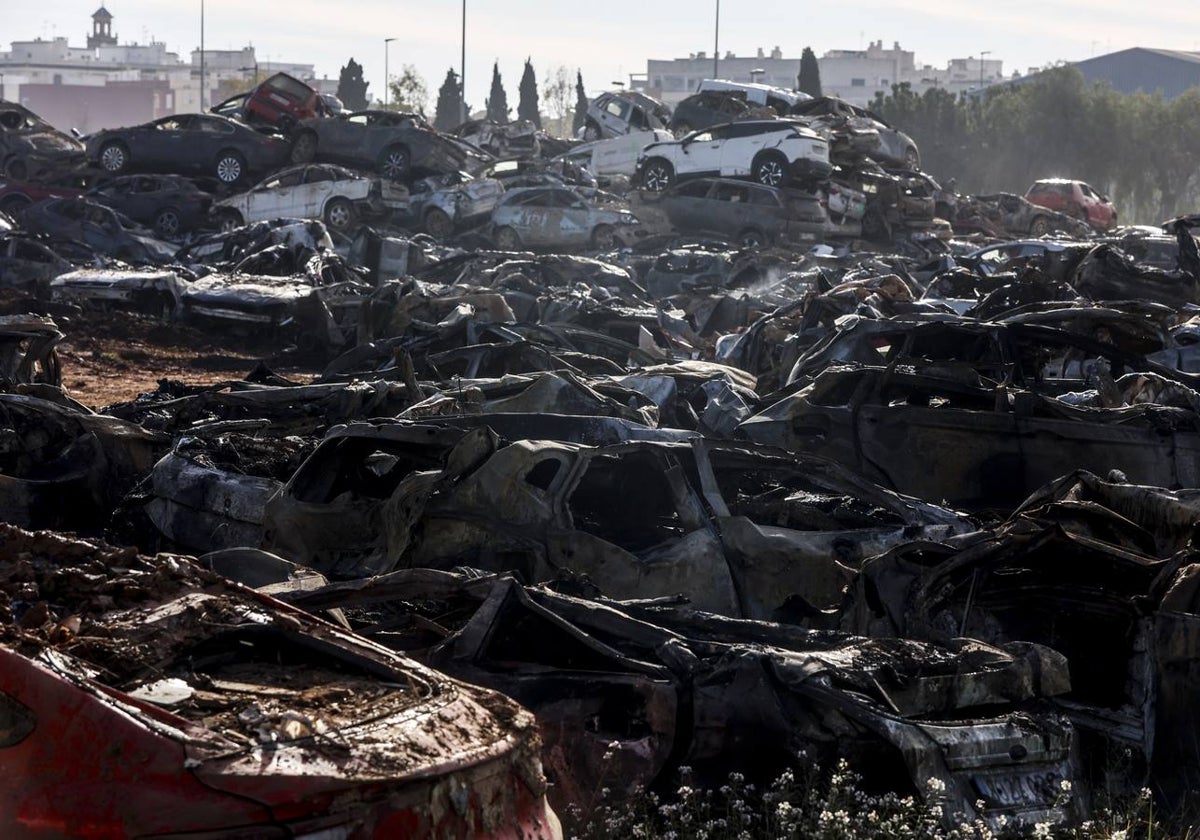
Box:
<box><xmin>386</xmin><ymin>64</ymin><xmax>428</xmax><ymax>115</ymax></box>
<box><xmin>434</xmin><ymin>68</ymin><xmax>464</xmax><ymax>130</ymax></box>
<box><xmin>798</xmin><ymin>47</ymin><xmax>822</xmax><ymax>98</ymax></box>
<box><xmin>541</xmin><ymin>65</ymin><xmax>573</xmax><ymax>137</ymax></box>
<box><xmin>485</xmin><ymin>62</ymin><xmax>509</xmax><ymax>123</ymax></box>
<box><xmin>572</xmin><ymin>70</ymin><xmax>588</xmax><ymax>134</ymax></box>
<box><xmin>518</xmin><ymin>59</ymin><xmax>541</xmax><ymax>127</ymax></box>
<box><xmin>337</xmin><ymin>58</ymin><xmax>369</xmax><ymax>110</ymax></box>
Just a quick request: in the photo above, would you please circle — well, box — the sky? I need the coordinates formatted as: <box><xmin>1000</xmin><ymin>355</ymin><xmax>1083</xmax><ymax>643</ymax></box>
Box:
<box><xmin>10</xmin><ymin>1</ymin><xmax>1200</xmax><ymax>112</ymax></box>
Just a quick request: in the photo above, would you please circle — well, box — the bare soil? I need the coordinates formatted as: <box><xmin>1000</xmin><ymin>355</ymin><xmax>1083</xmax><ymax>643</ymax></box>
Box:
<box><xmin>36</xmin><ymin>304</ymin><xmax>324</xmax><ymax>409</ymax></box>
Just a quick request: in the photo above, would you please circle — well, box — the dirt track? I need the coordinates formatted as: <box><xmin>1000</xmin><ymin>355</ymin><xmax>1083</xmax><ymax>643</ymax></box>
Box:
<box><xmin>10</xmin><ymin>296</ymin><xmax>324</xmax><ymax>408</ymax></box>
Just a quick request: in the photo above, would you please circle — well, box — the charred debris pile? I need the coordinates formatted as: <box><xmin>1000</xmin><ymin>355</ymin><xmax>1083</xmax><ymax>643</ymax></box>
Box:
<box><xmin>4</xmin><ymin>80</ymin><xmax>1200</xmax><ymax>836</ymax></box>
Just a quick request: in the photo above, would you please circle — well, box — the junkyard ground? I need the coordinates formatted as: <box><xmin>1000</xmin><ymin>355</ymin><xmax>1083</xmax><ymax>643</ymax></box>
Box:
<box><xmin>25</xmin><ymin>302</ymin><xmax>322</xmax><ymax>407</ymax></box>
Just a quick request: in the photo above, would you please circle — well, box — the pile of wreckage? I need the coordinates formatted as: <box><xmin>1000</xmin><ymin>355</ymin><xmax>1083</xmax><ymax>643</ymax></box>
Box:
<box><xmin>6</xmin><ymin>70</ymin><xmax>1200</xmax><ymax>837</ymax></box>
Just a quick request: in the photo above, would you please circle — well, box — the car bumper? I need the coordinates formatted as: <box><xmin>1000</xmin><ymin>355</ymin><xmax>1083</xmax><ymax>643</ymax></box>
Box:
<box><xmin>790</xmin><ymin>158</ymin><xmax>833</xmax><ymax>183</ymax></box>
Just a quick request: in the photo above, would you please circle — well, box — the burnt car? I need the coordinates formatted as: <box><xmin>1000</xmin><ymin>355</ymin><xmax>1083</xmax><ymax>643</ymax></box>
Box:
<box><xmin>21</xmin><ymin>197</ymin><xmax>176</xmax><ymax>264</ymax></box>
<box><xmin>85</xmin><ymin>174</ymin><xmax>213</xmax><ymax>238</ymax></box>
<box><xmin>86</xmin><ymin>113</ymin><xmax>292</xmax><ymax>187</ymax></box>
<box><xmin>490</xmin><ymin>186</ymin><xmax>642</xmax><ymax>250</ymax></box>
<box><xmin>956</xmin><ymin>192</ymin><xmax>1092</xmax><ymax>239</ymax></box>
<box><xmin>668</xmin><ymin>90</ymin><xmax>753</xmax><ymax>137</ymax></box>
<box><xmin>0</xmin><ymin>170</ymin><xmax>102</xmax><ymax>217</ymax></box>
<box><xmin>289</xmin><ymin>110</ymin><xmax>491</xmax><ymax>181</ymax></box>
<box><xmin>658</xmin><ymin>177</ymin><xmax>825</xmax><ymax>247</ymax></box>
<box><xmin>790</xmin><ymin>96</ymin><xmax>919</xmax><ymax>168</ymax></box>
<box><xmin>402</xmin><ymin>171</ymin><xmax>505</xmax><ymax>238</ymax></box>
<box><xmin>211</xmin><ymin>164</ymin><xmax>409</xmax><ymax>233</ymax></box>
<box><xmin>0</xmin><ymin>523</ymin><xmax>562</xmax><ymax>839</ymax></box>
<box><xmin>0</xmin><ymin>100</ymin><xmax>87</xmax><ymax>180</ymax></box>
<box><xmin>0</xmin><ymin>232</ymin><xmax>72</xmax><ymax>292</ymax></box>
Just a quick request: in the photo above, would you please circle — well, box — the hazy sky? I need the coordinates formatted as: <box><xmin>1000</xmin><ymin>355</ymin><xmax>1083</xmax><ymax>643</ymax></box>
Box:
<box><xmin>9</xmin><ymin>1</ymin><xmax>1200</xmax><ymax>111</ymax></box>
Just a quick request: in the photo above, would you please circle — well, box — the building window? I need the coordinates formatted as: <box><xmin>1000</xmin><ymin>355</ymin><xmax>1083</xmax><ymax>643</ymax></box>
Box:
<box><xmin>53</xmin><ymin>74</ymin><xmax>62</xmax><ymax>85</ymax></box>
<box><xmin>850</xmin><ymin>78</ymin><xmax>866</xmax><ymax>87</ymax></box>
<box><xmin>880</xmin><ymin>78</ymin><xmax>888</xmax><ymax>85</ymax></box>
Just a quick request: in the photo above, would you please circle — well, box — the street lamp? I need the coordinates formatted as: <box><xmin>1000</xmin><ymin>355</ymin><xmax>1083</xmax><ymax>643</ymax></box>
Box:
<box><xmin>384</xmin><ymin>37</ymin><xmax>395</xmax><ymax>109</ymax></box>
<box><xmin>460</xmin><ymin>0</ymin><xmax>467</xmax><ymax>122</ymax></box>
<box><xmin>750</xmin><ymin>68</ymin><xmax>765</xmax><ymax>83</ymax></box>
<box><xmin>712</xmin><ymin>0</ymin><xmax>720</xmax><ymax>79</ymax></box>
<box><xmin>980</xmin><ymin>50</ymin><xmax>991</xmax><ymax>89</ymax></box>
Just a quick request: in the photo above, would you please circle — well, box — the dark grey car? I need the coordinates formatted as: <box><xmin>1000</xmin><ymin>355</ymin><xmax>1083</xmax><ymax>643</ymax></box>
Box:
<box><xmin>0</xmin><ymin>101</ymin><xmax>86</xmax><ymax>180</ymax></box>
<box><xmin>289</xmin><ymin>110</ymin><xmax>492</xmax><ymax>181</ymax></box>
<box><xmin>86</xmin><ymin>114</ymin><xmax>291</xmax><ymax>187</ymax></box>
<box><xmin>659</xmin><ymin>177</ymin><xmax>826</xmax><ymax>247</ymax></box>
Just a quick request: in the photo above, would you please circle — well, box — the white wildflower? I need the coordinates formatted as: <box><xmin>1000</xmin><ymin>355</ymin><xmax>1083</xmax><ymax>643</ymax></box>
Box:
<box><xmin>926</xmin><ymin>776</ymin><xmax>947</xmax><ymax>793</ymax></box>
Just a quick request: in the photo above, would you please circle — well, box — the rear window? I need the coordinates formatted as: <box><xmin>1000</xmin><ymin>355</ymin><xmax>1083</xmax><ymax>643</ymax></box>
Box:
<box><xmin>263</xmin><ymin>75</ymin><xmax>313</xmax><ymax>102</ymax></box>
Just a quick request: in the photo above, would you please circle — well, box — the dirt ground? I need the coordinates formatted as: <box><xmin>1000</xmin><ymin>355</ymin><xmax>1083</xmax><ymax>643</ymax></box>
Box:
<box><xmin>15</xmin><ymin>297</ymin><xmax>324</xmax><ymax>409</ymax></box>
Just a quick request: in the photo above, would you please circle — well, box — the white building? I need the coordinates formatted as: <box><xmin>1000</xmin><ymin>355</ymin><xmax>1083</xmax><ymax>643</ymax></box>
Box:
<box><xmin>632</xmin><ymin>41</ymin><xmax>1005</xmax><ymax>108</ymax></box>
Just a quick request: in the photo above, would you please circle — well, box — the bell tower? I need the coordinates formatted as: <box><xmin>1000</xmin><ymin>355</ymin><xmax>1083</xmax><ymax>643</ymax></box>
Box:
<box><xmin>87</xmin><ymin>5</ymin><xmax>117</xmax><ymax>49</ymax></box>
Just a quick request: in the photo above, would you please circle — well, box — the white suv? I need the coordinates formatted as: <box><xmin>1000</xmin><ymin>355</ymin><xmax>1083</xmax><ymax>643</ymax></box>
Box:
<box><xmin>635</xmin><ymin>120</ymin><xmax>831</xmax><ymax>192</ymax></box>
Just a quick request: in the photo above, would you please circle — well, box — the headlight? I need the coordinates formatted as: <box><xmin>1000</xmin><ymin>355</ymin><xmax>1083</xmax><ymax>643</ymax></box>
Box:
<box><xmin>618</xmin><ymin>213</ymin><xmax>640</xmax><ymax>225</ymax></box>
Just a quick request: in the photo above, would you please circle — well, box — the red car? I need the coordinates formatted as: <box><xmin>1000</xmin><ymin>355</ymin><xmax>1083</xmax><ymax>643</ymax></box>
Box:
<box><xmin>243</xmin><ymin>73</ymin><xmax>326</xmax><ymax>132</ymax></box>
<box><xmin>1024</xmin><ymin>178</ymin><xmax>1117</xmax><ymax>231</ymax></box>
<box><xmin>0</xmin><ymin>524</ymin><xmax>562</xmax><ymax>840</ymax></box>
<box><xmin>0</xmin><ymin>171</ymin><xmax>102</xmax><ymax>216</ymax></box>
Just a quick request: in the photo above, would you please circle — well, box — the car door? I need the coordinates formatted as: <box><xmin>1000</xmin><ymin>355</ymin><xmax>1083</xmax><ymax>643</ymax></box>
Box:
<box><xmin>300</xmin><ymin>166</ymin><xmax>339</xmax><ymax>218</ymax></box>
<box><xmin>709</xmin><ymin>181</ymin><xmax>755</xmax><ymax>237</ymax></box>
<box><xmin>243</xmin><ymin>169</ymin><xmax>305</xmax><ymax>221</ymax></box>
<box><xmin>719</xmin><ymin>123</ymin><xmax>771</xmax><ymax>177</ymax></box>
<box><xmin>663</xmin><ymin>179</ymin><xmax>716</xmax><ymax>231</ymax></box>
<box><xmin>597</xmin><ymin>96</ymin><xmax>632</xmax><ymax>136</ymax></box>
<box><xmin>677</xmin><ymin>127</ymin><xmax>726</xmax><ymax>177</ymax></box>
<box><xmin>140</xmin><ymin>116</ymin><xmax>194</xmax><ymax>170</ymax></box>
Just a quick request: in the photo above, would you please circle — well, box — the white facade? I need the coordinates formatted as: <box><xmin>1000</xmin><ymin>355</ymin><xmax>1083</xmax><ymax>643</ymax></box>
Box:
<box><xmin>633</xmin><ymin>41</ymin><xmax>1005</xmax><ymax>108</ymax></box>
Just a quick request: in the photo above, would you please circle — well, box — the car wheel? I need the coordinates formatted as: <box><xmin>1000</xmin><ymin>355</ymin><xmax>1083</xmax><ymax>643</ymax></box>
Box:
<box><xmin>214</xmin><ymin>150</ymin><xmax>246</xmax><ymax>185</ymax></box>
<box><xmin>1029</xmin><ymin>216</ymin><xmax>1051</xmax><ymax>236</ymax></box>
<box><xmin>641</xmin><ymin>158</ymin><xmax>673</xmax><ymax>192</ymax></box>
<box><xmin>153</xmin><ymin>206</ymin><xmax>182</xmax><ymax>238</ymax></box>
<box><xmin>904</xmin><ymin>147</ymin><xmax>920</xmax><ymax>169</ymax></box>
<box><xmin>99</xmin><ymin>141</ymin><xmax>129</xmax><ymax>174</ymax></box>
<box><xmin>737</xmin><ymin>228</ymin><xmax>770</xmax><ymax>248</ymax></box>
<box><xmin>290</xmin><ymin>131</ymin><xmax>318</xmax><ymax>164</ymax></box>
<box><xmin>752</xmin><ymin>154</ymin><xmax>788</xmax><ymax>187</ymax></box>
<box><xmin>423</xmin><ymin>207</ymin><xmax>454</xmax><ymax>239</ymax></box>
<box><xmin>323</xmin><ymin>197</ymin><xmax>356</xmax><ymax>231</ymax></box>
<box><xmin>0</xmin><ymin>194</ymin><xmax>31</xmax><ymax>216</ymax></box>
<box><xmin>494</xmin><ymin>226</ymin><xmax>522</xmax><ymax>250</ymax></box>
<box><xmin>4</xmin><ymin>158</ymin><xmax>29</xmax><ymax>181</ymax></box>
<box><xmin>672</xmin><ymin>121</ymin><xmax>693</xmax><ymax>139</ymax></box>
<box><xmin>379</xmin><ymin>145</ymin><xmax>410</xmax><ymax>180</ymax></box>
<box><xmin>582</xmin><ymin>121</ymin><xmax>601</xmax><ymax>141</ymax></box>
<box><xmin>591</xmin><ymin>224</ymin><xmax>617</xmax><ymax>249</ymax></box>
<box><xmin>215</xmin><ymin>209</ymin><xmax>244</xmax><ymax>233</ymax></box>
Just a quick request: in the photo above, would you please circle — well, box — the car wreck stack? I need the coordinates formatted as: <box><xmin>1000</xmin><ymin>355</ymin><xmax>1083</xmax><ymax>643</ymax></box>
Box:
<box><xmin>0</xmin><ymin>81</ymin><xmax>1198</xmax><ymax>836</ymax></box>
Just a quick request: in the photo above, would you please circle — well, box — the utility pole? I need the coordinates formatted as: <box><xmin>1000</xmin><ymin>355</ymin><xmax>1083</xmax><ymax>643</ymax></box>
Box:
<box><xmin>980</xmin><ymin>50</ymin><xmax>991</xmax><ymax>90</ymax></box>
<box><xmin>384</xmin><ymin>37</ymin><xmax>395</xmax><ymax>109</ymax></box>
<box><xmin>713</xmin><ymin>0</ymin><xmax>720</xmax><ymax>79</ymax></box>
<box><xmin>199</xmin><ymin>0</ymin><xmax>206</xmax><ymax>110</ymax></box>
<box><xmin>461</xmin><ymin>0</ymin><xmax>467</xmax><ymax>122</ymax></box>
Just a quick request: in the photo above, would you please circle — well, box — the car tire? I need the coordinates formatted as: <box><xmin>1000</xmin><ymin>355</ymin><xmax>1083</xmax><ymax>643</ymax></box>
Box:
<box><xmin>591</xmin><ymin>223</ymin><xmax>617</xmax><ymax>250</ymax></box>
<box><xmin>494</xmin><ymin>226</ymin><xmax>522</xmax><ymax>250</ymax></box>
<box><xmin>672</xmin><ymin>121</ymin><xmax>693</xmax><ymax>139</ymax></box>
<box><xmin>582</xmin><ymin>121</ymin><xmax>602</xmax><ymax>141</ymax></box>
<box><xmin>640</xmin><ymin>158</ymin><xmax>674</xmax><ymax>192</ymax></box>
<box><xmin>99</xmin><ymin>141</ymin><xmax>129</xmax><ymax>174</ymax></box>
<box><xmin>323</xmin><ymin>197</ymin><xmax>356</xmax><ymax>232</ymax></box>
<box><xmin>3</xmin><ymin>157</ymin><xmax>29</xmax><ymax>180</ymax></box>
<box><xmin>153</xmin><ymin>206</ymin><xmax>182</xmax><ymax>238</ymax></box>
<box><xmin>215</xmin><ymin>209</ymin><xmax>244</xmax><ymax>233</ymax></box>
<box><xmin>752</xmin><ymin>153</ymin><xmax>788</xmax><ymax>188</ymax></box>
<box><xmin>1029</xmin><ymin>216</ymin><xmax>1051</xmax><ymax>236</ymax></box>
<box><xmin>290</xmin><ymin>131</ymin><xmax>318</xmax><ymax>164</ymax></box>
<box><xmin>737</xmin><ymin>228</ymin><xmax>770</xmax><ymax>249</ymax></box>
<box><xmin>423</xmin><ymin>207</ymin><xmax>454</xmax><ymax>239</ymax></box>
<box><xmin>379</xmin><ymin>145</ymin><xmax>411</xmax><ymax>180</ymax></box>
<box><xmin>214</xmin><ymin>150</ymin><xmax>247</xmax><ymax>185</ymax></box>
<box><xmin>0</xmin><ymin>194</ymin><xmax>31</xmax><ymax>216</ymax></box>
